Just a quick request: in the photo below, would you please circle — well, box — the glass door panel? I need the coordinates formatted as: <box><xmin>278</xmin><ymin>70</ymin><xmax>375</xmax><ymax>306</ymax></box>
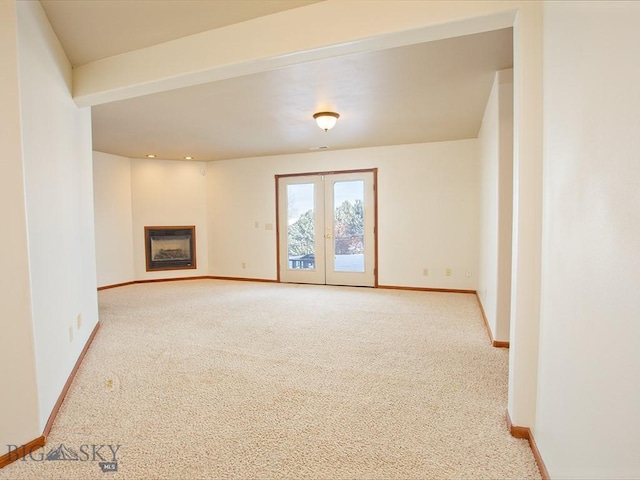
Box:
<box><xmin>332</xmin><ymin>180</ymin><xmax>365</xmax><ymax>273</ymax></box>
<box><xmin>286</xmin><ymin>183</ymin><xmax>315</xmax><ymax>270</ymax></box>
<box><xmin>278</xmin><ymin>176</ymin><xmax>325</xmax><ymax>284</ymax></box>
<box><xmin>325</xmin><ymin>172</ymin><xmax>375</xmax><ymax>287</ymax></box>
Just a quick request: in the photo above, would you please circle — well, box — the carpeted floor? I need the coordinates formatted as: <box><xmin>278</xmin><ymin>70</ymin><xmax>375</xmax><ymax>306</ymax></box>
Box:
<box><xmin>0</xmin><ymin>280</ymin><xmax>541</xmax><ymax>479</ymax></box>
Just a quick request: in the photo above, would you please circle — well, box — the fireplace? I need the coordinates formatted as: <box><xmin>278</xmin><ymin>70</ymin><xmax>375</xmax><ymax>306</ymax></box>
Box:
<box><xmin>145</xmin><ymin>226</ymin><xmax>196</xmax><ymax>271</ymax></box>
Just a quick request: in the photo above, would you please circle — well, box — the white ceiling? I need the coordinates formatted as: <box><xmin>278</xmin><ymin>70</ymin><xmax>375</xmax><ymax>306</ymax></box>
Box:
<box><xmin>39</xmin><ymin>1</ymin><xmax>513</xmax><ymax>162</ymax></box>
<box><xmin>40</xmin><ymin>0</ymin><xmax>321</xmax><ymax>67</ymax></box>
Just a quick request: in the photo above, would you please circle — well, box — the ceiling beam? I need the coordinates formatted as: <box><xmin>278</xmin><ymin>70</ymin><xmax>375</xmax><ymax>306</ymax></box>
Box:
<box><xmin>72</xmin><ymin>0</ymin><xmax>518</xmax><ymax>108</ymax></box>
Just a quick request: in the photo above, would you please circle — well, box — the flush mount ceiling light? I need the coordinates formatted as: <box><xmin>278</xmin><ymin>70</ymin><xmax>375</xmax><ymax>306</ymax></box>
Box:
<box><xmin>146</xmin><ymin>154</ymin><xmax>156</xmax><ymax>158</ymax></box>
<box><xmin>313</xmin><ymin>111</ymin><xmax>340</xmax><ymax>132</ymax></box>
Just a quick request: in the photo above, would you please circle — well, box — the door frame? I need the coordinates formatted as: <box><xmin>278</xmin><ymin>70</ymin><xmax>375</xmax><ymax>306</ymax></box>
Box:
<box><xmin>275</xmin><ymin>168</ymin><xmax>378</xmax><ymax>287</ymax></box>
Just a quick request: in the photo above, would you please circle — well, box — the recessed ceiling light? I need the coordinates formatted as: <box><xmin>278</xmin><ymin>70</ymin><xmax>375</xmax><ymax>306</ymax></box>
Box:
<box><xmin>184</xmin><ymin>156</ymin><xmax>193</xmax><ymax>160</ymax></box>
<box><xmin>309</xmin><ymin>146</ymin><xmax>330</xmax><ymax>151</ymax></box>
<box><xmin>146</xmin><ymin>154</ymin><xmax>156</xmax><ymax>158</ymax></box>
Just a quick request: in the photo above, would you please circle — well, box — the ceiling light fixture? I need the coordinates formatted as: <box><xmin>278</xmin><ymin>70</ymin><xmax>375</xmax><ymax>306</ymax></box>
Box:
<box><xmin>146</xmin><ymin>154</ymin><xmax>156</xmax><ymax>158</ymax></box>
<box><xmin>313</xmin><ymin>111</ymin><xmax>340</xmax><ymax>132</ymax></box>
<box><xmin>184</xmin><ymin>156</ymin><xmax>193</xmax><ymax>160</ymax></box>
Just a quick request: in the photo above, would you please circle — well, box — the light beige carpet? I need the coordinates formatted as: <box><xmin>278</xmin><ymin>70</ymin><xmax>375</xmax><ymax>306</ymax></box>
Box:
<box><xmin>0</xmin><ymin>280</ymin><xmax>541</xmax><ymax>479</ymax></box>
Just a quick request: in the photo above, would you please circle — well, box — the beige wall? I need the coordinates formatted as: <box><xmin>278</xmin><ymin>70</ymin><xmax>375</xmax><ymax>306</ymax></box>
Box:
<box><xmin>0</xmin><ymin>0</ymin><xmax>41</xmax><ymax>450</ymax></box>
<box><xmin>536</xmin><ymin>1</ymin><xmax>640</xmax><ymax>477</ymax></box>
<box><xmin>18</xmin><ymin>0</ymin><xmax>99</xmax><ymax>432</ymax></box>
<box><xmin>477</xmin><ymin>69</ymin><xmax>513</xmax><ymax>343</ymax></box>
<box><xmin>131</xmin><ymin>158</ymin><xmax>209</xmax><ymax>280</ymax></box>
<box><xmin>93</xmin><ymin>152</ymin><xmax>135</xmax><ymax>287</ymax></box>
<box><xmin>0</xmin><ymin>0</ymin><xmax>100</xmax><ymax>444</ymax></box>
<box><xmin>206</xmin><ymin>141</ymin><xmax>479</xmax><ymax>289</ymax></box>
<box><xmin>506</xmin><ymin>0</ymin><xmax>543</xmax><ymax>432</ymax></box>
<box><xmin>94</xmin><ymin>140</ymin><xmax>480</xmax><ymax>291</ymax></box>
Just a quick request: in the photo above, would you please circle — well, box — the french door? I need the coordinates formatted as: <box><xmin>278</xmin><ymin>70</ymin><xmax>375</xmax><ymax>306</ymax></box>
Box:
<box><xmin>277</xmin><ymin>170</ymin><xmax>376</xmax><ymax>287</ymax></box>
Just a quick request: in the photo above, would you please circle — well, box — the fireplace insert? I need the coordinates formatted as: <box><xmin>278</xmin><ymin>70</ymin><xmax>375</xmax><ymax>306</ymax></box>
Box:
<box><xmin>144</xmin><ymin>226</ymin><xmax>196</xmax><ymax>271</ymax></box>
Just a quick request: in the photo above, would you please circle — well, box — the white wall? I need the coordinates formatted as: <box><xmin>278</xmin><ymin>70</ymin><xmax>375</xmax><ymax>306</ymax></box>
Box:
<box><xmin>207</xmin><ymin>141</ymin><xmax>479</xmax><ymax>290</ymax></box>
<box><xmin>478</xmin><ymin>74</ymin><xmax>500</xmax><ymax>330</ymax></box>
<box><xmin>0</xmin><ymin>0</ymin><xmax>41</xmax><ymax>450</ymax></box>
<box><xmin>93</xmin><ymin>152</ymin><xmax>134</xmax><ymax>287</ymax></box>
<box><xmin>477</xmin><ymin>69</ymin><xmax>513</xmax><ymax>342</ymax></box>
<box><xmin>16</xmin><ymin>1</ymin><xmax>99</xmax><ymax>432</ymax></box>
<box><xmin>131</xmin><ymin>158</ymin><xmax>209</xmax><ymax>280</ymax></box>
<box><xmin>506</xmin><ymin>0</ymin><xmax>543</xmax><ymax>430</ymax></box>
<box><xmin>536</xmin><ymin>1</ymin><xmax>640</xmax><ymax>477</ymax></box>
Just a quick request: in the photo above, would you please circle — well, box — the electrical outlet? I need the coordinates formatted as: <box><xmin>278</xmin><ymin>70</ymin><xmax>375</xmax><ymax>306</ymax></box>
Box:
<box><xmin>466</xmin><ymin>270</ymin><xmax>472</xmax><ymax>278</ymax></box>
<box><xmin>422</xmin><ymin>268</ymin><xmax>429</xmax><ymax>276</ymax></box>
<box><xmin>242</xmin><ymin>262</ymin><xmax>246</xmax><ymax>269</ymax></box>
<box><xmin>77</xmin><ymin>313</ymin><xmax>82</xmax><ymax>330</ymax></box>
<box><xmin>254</xmin><ymin>221</ymin><xmax>260</xmax><ymax>228</ymax></box>
<box><xmin>68</xmin><ymin>326</ymin><xmax>74</xmax><ymax>343</ymax></box>
<box><xmin>446</xmin><ymin>268</ymin><xmax>452</xmax><ymax>277</ymax></box>
<box><xmin>264</xmin><ymin>223</ymin><xmax>274</xmax><ymax>231</ymax></box>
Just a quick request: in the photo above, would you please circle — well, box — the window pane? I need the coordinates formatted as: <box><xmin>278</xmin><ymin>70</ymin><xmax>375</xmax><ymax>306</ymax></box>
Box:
<box><xmin>333</xmin><ymin>180</ymin><xmax>364</xmax><ymax>272</ymax></box>
<box><xmin>287</xmin><ymin>183</ymin><xmax>315</xmax><ymax>270</ymax></box>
